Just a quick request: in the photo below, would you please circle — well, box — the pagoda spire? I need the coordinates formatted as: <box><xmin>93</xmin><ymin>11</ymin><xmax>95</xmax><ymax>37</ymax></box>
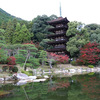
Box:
<box><xmin>60</xmin><ymin>2</ymin><xmax>62</xmax><ymax>17</ymax></box>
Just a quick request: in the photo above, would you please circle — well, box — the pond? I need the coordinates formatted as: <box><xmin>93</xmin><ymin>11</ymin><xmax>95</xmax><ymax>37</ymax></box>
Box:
<box><xmin>0</xmin><ymin>72</ymin><xmax>100</xmax><ymax>100</ymax></box>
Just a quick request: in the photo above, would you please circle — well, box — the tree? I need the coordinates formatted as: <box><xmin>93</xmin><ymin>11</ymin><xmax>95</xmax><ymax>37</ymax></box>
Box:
<box><xmin>39</xmin><ymin>39</ymin><xmax>51</xmax><ymax>50</ymax></box>
<box><xmin>7</xmin><ymin>56</ymin><xmax>16</xmax><ymax>65</ymax></box>
<box><xmin>76</xmin><ymin>42</ymin><xmax>100</xmax><ymax>65</ymax></box>
<box><xmin>14</xmin><ymin>44</ymin><xmax>38</xmax><ymax>70</ymax></box>
<box><xmin>35</xmin><ymin>32</ymin><xmax>45</xmax><ymax>42</ymax></box>
<box><xmin>0</xmin><ymin>36</ymin><xmax>6</xmax><ymax>44</ymax></box>
<box><xmin>0</xmin><ymin>28</ymin><xmax>5</xmax><ymax>36</ymax></box>
<box><xmin>66</xmin><ymin>21</ymin><xmax>89</xmax><ymax>57</ymax></box>
<box><xmin>85</xmin><ymin>24</ymin><xmax>100</xmax><ymax>44</ymax></box>
<box><xmin>0</xmin><ymin>48</ymin><xmax>8</xmax><ymax>64</ymax></box>
<box><xmin>39</xmin><ymin>50</ymin><xmax>47</xmax><ymax>68</ymax></box>
<box><xmin>50</xmin><ymin>53</ymin><xmax>69</xmax><ymax>64</ymax></box>
<box><xmin>5</xmin><ymin>20</ymin><xmax>14</xmax><ymax>44</ymax></box>
<box><xmin>0</xmin><ymin>21</ymin><xmax>7</xmax><ymax>29</ymax></box>
<box><xmin>12</xmin><ymin>22</ymin><xmax>21</xmax><ymax>44</ymax></box>
<box><xmin>18</xmin><ymin>24</ymin><xmax>33</xmax><ymax>43</ymax></box>
<box><xmin>31</xmin><ymin>14</ymin><xmax>58</xmax><ymax>42</ymax></box>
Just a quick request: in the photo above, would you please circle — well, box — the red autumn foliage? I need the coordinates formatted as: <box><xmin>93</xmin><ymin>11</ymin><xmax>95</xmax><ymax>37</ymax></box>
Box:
<box><xmin>23</xmin><ymin>41</ymin><xmax>35</xmax><ymax>45</ymax></box>
<box><xmin>76</xmin><ymin>42</ymin><xmax>100</xmax><ymax>65</ymax></box>
<box><xmin>49</xmin><ymin>53</ymin><xmax>69</xmax><ymax>64</ymax></box>
<box><xmin>7</xmin><ymin>56</ymin><xmax>16</xmax><ymax>65</ymax></box>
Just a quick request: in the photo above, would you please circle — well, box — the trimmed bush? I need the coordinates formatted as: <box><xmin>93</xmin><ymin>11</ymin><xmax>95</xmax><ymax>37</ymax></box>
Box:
<box><xmin>71</xmin><ymin>61</ymin><xmax>77</xmax><ymax>66</ymax></box>
<box><xmin>21</xmin><ymin>70</ymin><xmax>32</xmax><ymax>76</ymax></box>
<box><xmin>12</xmin><ymin>66</ymin><xmax>18</xmax><ymax>73</ymax></box>
<box><xmin>8</xmin><ymin>65</ymin><xmax>14</xmax><ymax>72</ymax></box>
<box><xmin>88</xmin><ymin>65</ymin><xmax>94</xmax><ymax>68</ymax></box>
<box><xmin>2</xmin><ymin>65</ymin><xmax>8</xmax><ymax>72</ymax></box>
<box><xmin>7</xmin><ymin>56</ymin><xmax>16</xmax><ymax>65</ymax></box>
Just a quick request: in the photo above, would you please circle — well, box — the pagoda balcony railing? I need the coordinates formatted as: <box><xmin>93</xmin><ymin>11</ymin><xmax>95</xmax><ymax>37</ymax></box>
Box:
<box><xmin>47</xmin><ymin>47</ymin><xmax>66</xmax><ymax>52</ymax></box>
<box><xmin>47</xmin><ymin>32</ymin><xmax>66</xmax><ymax>38</ymax></box>
<box><xmin>47</xmin><ymin>39</ymin><xmax>67</xmax><ymax>45</ymax></box>
<box><xmin>48</xmin><ymin>26</ymin><xmax>68</xmax><ymax>32</ymax></box>
<box><xmin>55</xmin><ymin>45</ymin><xmax>66</xmax><ymax>49</ymax></box>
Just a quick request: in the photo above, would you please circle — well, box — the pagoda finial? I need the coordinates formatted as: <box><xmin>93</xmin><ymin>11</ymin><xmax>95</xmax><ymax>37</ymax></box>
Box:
<box><xmin>60</xmin><ymin>2</ymin><xmax>62</xmax><ymax>17</ymax></box>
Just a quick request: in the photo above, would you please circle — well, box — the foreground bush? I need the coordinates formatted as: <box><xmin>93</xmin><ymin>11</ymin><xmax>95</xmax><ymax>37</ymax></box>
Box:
<box><xmin>12</xmin><ymin>66</ymin><xmax>18</xmax><ymax>73</ymax></box>
<box><xmin>2</xmin><ymin>65</ymin><xmax>8</xmax><ymax>72</ymax></box>
<box><xmin>88</xmin><ymin>65</ymin><xmax>94</xmax><ymax>68</ymax></box>
<box><xmin>21</xmin><ymin>70</ymin><xmax>32</xmax><ymax>76</ymax></box>
<box><xmin>71</xmin><ymin>61</ymin><xmax>78</xmax><ymax>66</ymax></box>
<box><xmin>49</xmin><ymin>53</ymin><xmax>69</xmax><ymax>64</ymax></box>
<box><xmin>7</xmin><ymin>56</ymin><xmax>16</xmax><ymax>65</ymax></box>
<box><xmin>76</xmin><ymin>42</ymin><xmax>100</xmax><ymax>65</ymax></box>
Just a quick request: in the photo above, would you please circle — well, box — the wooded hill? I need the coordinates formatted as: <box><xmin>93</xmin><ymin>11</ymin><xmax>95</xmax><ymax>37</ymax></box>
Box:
<box><xmin>0</xmin><ymin>8</ymin><xmax>23</xmax><ymax>25</ymax></box>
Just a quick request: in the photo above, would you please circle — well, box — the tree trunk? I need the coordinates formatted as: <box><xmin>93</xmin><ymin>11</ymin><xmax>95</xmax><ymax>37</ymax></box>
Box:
<box><xmin>23</xmin><ymin>53</ymin><xmax>29</xmax><ymax>70</ymax></box>
<box><xmin>49</xmin><ymin>60</ymin><xmax>52</xmax><ymax>69</ymax></box>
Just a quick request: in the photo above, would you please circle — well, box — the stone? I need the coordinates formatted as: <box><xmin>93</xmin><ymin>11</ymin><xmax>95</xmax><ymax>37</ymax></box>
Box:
<box><xmin>34</xmin><ymin>79</ymin><xmax>46</xmax><ymax>82</ymax></box>
<box><xmin>77</xmin><ymin>69</ymin><xmax>82</xmax><ymax>73</ymax></box>
<box><xmin>0</xmin><ymin>69</ymin><xmax>2</xmax><ymax>72</ymax></box>
<box><xmin>28</xmin><ymin>76</ymin><xmax>37</xmax><ymax>79</ymax></box>
<box><xmin>69</xmin><ymin>69</ymin><xmax>76</xmax><ymax>73</ymax></box>
<box><xmin>0</xmin><ymin>78</ymin><xmax>4</xmax><ymax>81</ymax></box>
<box><xmin>16</xmin><ymin>80</ymin><xmax>27</xmax><ymax>86</ymax></box>
<box><xmin>17</xmin><ymin>73</ymin><xmax>29</xmax><ymax>80</ymax></box>
<box><xmin>44</xmin><ymin>75</ymin><xmax>49</xmax><ymax>78</ymax></box>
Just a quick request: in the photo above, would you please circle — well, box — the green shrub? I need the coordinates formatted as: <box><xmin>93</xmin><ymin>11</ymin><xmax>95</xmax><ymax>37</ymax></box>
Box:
<box><xmin>25</xmin><ymin>63</ymin><xmax>33</xmax><ymax>67</ymax></box>
<box><xmin>71</xmin><ymin>61</ymin><xmax>77</xmax><ymax>66</ymax></box>
<box><xmin>12</xmin><ymin>66</ymin><xmax>18</xmax><ymax>73</ymax></box>
<box><xmin>21</xmin><ymin>70</ymin><xmax>32</xmax><ymax>76</ymax></box>
<box><xmin>0</xmin><ymin>57</ymin><xmax>8</xmax><ymax>64</ymax></box>
<box><xmin>2</xmin><ymin>65</ymin><xmax>8</xmax><ymax>72</ymax></box>
<box><xmin>28</xmin><ymin>70</ymin><xmax>33</xmax><ymax>74</ymax></box>
<box><xmin>88</xmin><ymin>65</ymin><xmax>94</xmax><ymax>68</ymax></box>
<box><xmin>28</xmin><ymin>58</ymin><xmax>40</xmax><ymax>67</ymax></box>
<box><xmin>20</xmin><ymin>63</ymin><xmax>24</xmax><ymax>67</ymax></box>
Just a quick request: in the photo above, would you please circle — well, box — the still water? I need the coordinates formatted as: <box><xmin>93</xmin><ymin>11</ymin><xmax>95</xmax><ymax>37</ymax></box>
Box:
<box><xmin>0</xmin><ymin>73</ymin><xmax>100</xmax><ymax>100</ymax></box>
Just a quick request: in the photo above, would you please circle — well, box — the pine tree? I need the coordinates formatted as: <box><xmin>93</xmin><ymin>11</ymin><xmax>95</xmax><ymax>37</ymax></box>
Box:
<box><xmin>12</xmin><ymin>22</ymin><xmax>21</xmax><ymax>44</ymax></box>
<box><xmin>19</xmin><ymin>24</ymin><xmax>33</xmax><ymax>43</ymax></box>
<box><xmin>5</xmin><ymin>20</ymin><xmax>14</xmax><ymax>44</ymax></box>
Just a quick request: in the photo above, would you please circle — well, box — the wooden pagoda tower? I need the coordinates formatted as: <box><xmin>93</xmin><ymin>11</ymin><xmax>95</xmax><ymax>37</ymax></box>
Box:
<box><xmin>47</xmin><ymin>17</ymin><xmax>70</xmax><ymax>55</ymax></box>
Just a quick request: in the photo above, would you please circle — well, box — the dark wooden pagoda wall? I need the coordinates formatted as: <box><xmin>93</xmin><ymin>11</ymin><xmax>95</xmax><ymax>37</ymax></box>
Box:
<box><xmin>47</xmin><ymin>17</ymin><xmax>69</xmax><ymax>55</ymax></box>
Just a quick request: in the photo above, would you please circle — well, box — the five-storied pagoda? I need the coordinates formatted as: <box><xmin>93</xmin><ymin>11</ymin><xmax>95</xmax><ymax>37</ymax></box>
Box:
<box><xmin>47</xmin><ymin>17</ymin><xmax>70</xmax><ymax>55</ymax></box>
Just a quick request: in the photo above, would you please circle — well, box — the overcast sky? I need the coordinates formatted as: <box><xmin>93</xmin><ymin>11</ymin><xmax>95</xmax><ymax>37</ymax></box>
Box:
<box><xmin>0</xmin><ymin>0</ymin><xmax>100</xmax><ymax>24</ymax></box>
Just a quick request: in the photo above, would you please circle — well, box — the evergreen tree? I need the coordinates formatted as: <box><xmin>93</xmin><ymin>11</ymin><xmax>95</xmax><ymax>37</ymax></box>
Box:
<box><xmin>5</xmin><ymin>20</ymin><xmax>14</xmax><ymax>44</ymax></box>
<box><xmin>0</xmin><ymin>28</ymin><xmax>5</xmax><ymax>36</ymax></box>
<box><xmin>12</xmin><ymin>22</ymin><xmax>21</xmax><ymax>44</ymax></box>
<box><xmin>18</xmin><ymin>24</ymin><xmax>33</xmax><ymax>43</ymax></box>
<box><xmin>31</xmin><ymin>15</ymin><xmax>57</xmax><ymax>42</ymax></box>
<box><xmin>85</xmin><ymin>24</ymin><xmax>100</xmax><ymax>43</ymax></box>
<box><xmin>0</xmin><ymin>21</ymin><xmax>7</xmax><ymax>30</ymax></box>
<box><xmin>66</xmin><ymin>21</ymin><xmax>89</xmax><ymax>57</ymax></box>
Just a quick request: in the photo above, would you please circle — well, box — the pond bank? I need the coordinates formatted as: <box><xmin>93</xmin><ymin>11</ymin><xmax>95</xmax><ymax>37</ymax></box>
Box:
<box><xmin>0</xmin><ymin>64</ymin><xmax>100</xmax><ymax>85</ymax></box>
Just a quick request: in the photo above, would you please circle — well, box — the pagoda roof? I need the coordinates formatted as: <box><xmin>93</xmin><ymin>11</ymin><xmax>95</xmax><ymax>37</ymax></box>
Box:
<box><xmin>48</xmin><ymin>17</ymin><xmax>69</xmax><ymax>25</ymax></box>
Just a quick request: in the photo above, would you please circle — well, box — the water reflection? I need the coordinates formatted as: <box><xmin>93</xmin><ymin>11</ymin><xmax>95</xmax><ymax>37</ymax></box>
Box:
<box><xmin>0</xmin><ymin>73</ymin><xmax>100</xmax><ymax>100</ymax></box>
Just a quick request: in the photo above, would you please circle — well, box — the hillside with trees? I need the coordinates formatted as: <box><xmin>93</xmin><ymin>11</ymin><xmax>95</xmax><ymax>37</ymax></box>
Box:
<box><xmin>0</xmin><ymin>8</ymin><xmax>23</xmax><ymax>25</ymax></box>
